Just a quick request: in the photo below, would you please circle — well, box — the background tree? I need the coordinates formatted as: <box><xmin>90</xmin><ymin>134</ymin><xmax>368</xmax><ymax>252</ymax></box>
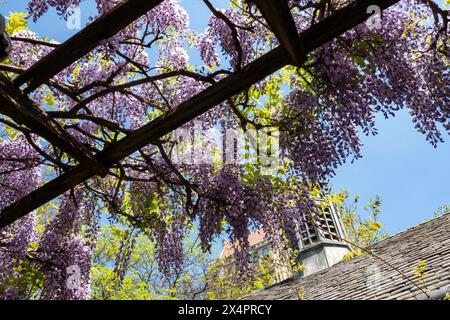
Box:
<box><xmin>205</xmin><ymin>256</ymin><xmax>276</xmax><ymax>300</ymax></box>
<box><xmin>340</xmin><ymin>193</ymin><xmax>390</xmax><ymax>247</ymax></box>
<box><xmin>91</xmin><ymin>225</ymin><xmax>214</xmax><ymax>300</ymax></box>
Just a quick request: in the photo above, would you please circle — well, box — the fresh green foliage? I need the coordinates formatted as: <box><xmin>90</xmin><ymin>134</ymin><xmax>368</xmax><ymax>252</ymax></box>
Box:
<box><xmin>205</xmin><ymin>257</ymin><xmax>276</xmax><ymax>300</ymax></box>
<box><xmin>337</xmin><ymin>192</ymin><xmax>389</xmax><ymax>260</ymax></box>
<box><xmin>413</xmin><ymin>260</ymin><xmax>429</xmax><ymax>285</ymax></box>
<box><xmin>5</xmin><ymin>12</ymin><xmax>28</xmax><ymax>35</ymax></box>
<box><xmin>91</xmin><ymin>225</ymin><xmax>213</xmax><ymax>300</ymax></box>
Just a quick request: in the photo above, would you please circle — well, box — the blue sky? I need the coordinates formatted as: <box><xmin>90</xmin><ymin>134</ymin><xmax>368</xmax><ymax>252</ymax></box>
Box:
<box><xmin>1</xmin><ymin>0</ymin><xmax>449</xmax><ymax>235</ymax></box>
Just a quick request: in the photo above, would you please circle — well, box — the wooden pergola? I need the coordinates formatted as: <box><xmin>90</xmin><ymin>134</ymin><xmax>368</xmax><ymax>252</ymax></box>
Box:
<box><xmin>0</xmin><ymin>0</ymin><xmax>399</xmax><ymax>229</ymax></box>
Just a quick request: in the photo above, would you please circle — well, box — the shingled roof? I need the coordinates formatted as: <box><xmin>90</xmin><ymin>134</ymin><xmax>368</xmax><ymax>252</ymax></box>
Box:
<box><xmin>244</xmin><ymin>212</ymin><xmax>450</xmax><ymax>300</ymax></box>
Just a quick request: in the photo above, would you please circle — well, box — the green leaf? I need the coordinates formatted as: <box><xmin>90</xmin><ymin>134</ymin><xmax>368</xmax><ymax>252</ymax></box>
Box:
<box><xmin>368</xmin><ymin>221</ymin><xmax>382</xmax><ymax>232</ymax></box>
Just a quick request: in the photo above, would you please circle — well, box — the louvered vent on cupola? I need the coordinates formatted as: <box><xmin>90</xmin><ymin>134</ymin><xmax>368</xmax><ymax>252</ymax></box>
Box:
<box><xmin>296</xmin><ymin>200</ymin><xmax>350</xmax><ymax>277</ymax></box>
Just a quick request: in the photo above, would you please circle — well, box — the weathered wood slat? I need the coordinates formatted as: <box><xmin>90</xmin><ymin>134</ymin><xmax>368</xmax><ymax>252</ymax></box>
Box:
<box><xmin>14</xmin><ymin>0</ymin><xmax>164</xmax><ymax>93</ymax></box>
<box><xmin>0</xmin><ymin>74</ymin><xmax>108</xmax><ymax>175</ymax></box>
<box><xmin>253</xmin><ymin>0</ymin><xmax>306</xmax><ymax>66</ymax></box>
<box><xmin>0</xmin><ymin>0</ymin><xmax>400</xmax><ymax>228</ymax></box>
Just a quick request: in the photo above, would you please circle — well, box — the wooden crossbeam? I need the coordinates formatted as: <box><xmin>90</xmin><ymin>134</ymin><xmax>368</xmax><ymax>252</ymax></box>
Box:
<box><xmin>14</xmin><ymin>0</ymin><xmax>163</xmax><ymax>93</ymax></box>
<box><xmin>0</xmin><ymin>0</ymin><xmax>400</xmax><ymax>229</ymax></box>
<box><xmin>253</xmin><ymin>0</ymin><xmax>306</xmax><ymax>66</ymax></box>
<box><xmin>0</xmin><ymin>74</ymin><xmax>108</xmax><ymax>176</ymax></box>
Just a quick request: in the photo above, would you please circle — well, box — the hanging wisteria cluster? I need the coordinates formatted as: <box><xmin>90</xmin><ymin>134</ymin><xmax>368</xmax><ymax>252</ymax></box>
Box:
<box><xmin>281</xmin><ymin>0</ymin><xmax>449</xmax><ymax>181</ymax></box>
<box><xmin>0</xmin><ymin>137</ymin><xmax>40</xmax><ymax>298</ymax></box>
<box><xmin>0</xmin><ymin>0</ymin><xmax>448</xmax><ymax>299</ymax></box>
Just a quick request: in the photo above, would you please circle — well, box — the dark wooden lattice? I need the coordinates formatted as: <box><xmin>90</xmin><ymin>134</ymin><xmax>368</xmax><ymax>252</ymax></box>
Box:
<box><xmin>0</xmin><ymin>0</ymin><xmax>400</xmax><ymax>229</ymax></box>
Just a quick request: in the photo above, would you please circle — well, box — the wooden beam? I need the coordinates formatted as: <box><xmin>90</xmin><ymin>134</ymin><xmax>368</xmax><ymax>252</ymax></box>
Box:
<box><xmin>0</xmin><ymin>0</ymin><xmax>400</xmax><ymax>228</ymax></box>
<box><xmin>14</xmin><ymin>0</ymin><xmax>163</xmax><ymax>93</ymax></box>
<box><xmin>253</xmin><ymin>0</ymin><xmax>305</xmax><ymax>66</ymax></box>
<box><xmin>0</xmin><ymin>74</ymin><xmax>108</xmax><ymax>175</ymax></box>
